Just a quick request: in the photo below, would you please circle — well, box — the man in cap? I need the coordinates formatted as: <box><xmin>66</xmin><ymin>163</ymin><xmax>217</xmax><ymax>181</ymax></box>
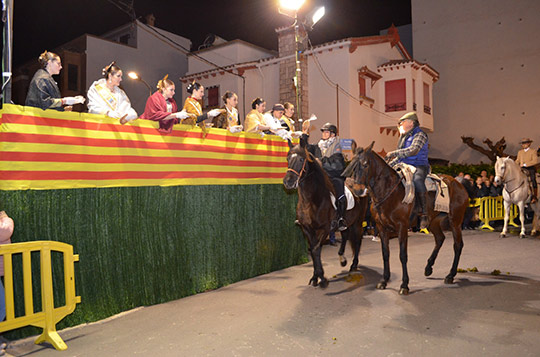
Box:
<box><xmin>318</xmin><ymin>122</ymin><xmax>347</xmax><ymax>231</ymax></box>
<box><xmin>386</xmin><ymin>112</ymin><xmax>430</xmax><ymax>230</ymax></box>
<box><xmin>516</xmin><ymin>138</ymin><xmax>538</xmax><ymax>203</ymax></box>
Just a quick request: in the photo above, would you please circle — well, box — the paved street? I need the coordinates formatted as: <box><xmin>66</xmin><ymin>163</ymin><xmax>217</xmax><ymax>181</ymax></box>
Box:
<box><xmin>8</xmin><ymin>227</ymin><xmax>540</xmax><ymax>356</ymax></box>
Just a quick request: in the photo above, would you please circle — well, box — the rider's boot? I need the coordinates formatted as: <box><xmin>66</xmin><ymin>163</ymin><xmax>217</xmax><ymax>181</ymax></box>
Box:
<box><xmin>336</xmin><ymin>196</ymin><xmax>348</xmax><ymax>232</ymax></box>
<box><xmin>418</xmin><ymin>192</ymin><xmax>429</xmax><ymax>230</ymax></box>
<box><xmin>532</xmin><ymin>187</ymin><xmax>538</xmax><ymax>204</ymax></box>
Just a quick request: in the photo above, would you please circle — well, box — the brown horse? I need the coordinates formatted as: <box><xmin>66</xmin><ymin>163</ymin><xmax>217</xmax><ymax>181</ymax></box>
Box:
<box><xmin>283</xmin><ymin>136</ymin><xmax>368</xmax><ymax>288</ymax></box>
<box><xmin>343</xmin><ymin>142</ymin><xmax>469</xmax><ymax>295</ymax></box>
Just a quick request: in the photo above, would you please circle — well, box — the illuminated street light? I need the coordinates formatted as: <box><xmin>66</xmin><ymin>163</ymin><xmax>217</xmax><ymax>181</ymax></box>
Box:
<box><xmin>305</xmin><ymin>6</ymin><xmax>325</xmax><ymax>30</ymax></box>
<box><xmin>128</xmin><ymin>71</ymin><xmax>152</xmax><ymax>96</ymax></box>
<box><xmin>279</xmin><ymin>0</ymin><xmax>305</xmax><ymax>11</ymax></box>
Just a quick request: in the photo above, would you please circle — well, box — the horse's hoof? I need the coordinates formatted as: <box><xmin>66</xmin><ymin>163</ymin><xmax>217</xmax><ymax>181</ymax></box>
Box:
<box><xmin>399</xmin><ymin>287</ymin><xmax>409</xmax><ymax>295</ymax></box>
<box><xmin>520</xmin><ymin>233</ymin><xmax>526</xmax><ymax>239</ymax></box>
<box><xmin>376</xmin><ymin>282</ymin><xmax>387</xmax><ymax>290</ymax></box>
<box><xmin>349</xmin><ymin>265</ymin><xmax>358</xmax><ymax>272</ymax></box>
<box><xmin>500</xmin><ymin>233</ymin><xmax>506</xmax><ymax>238</ymax></box>
<box><xmin>319</xmin><ymin>278</ymin><xmax>329</xmax><ymax>289</ymax></box>
<box><xmin>444</xmin><ymin>276</ymin><xmax>454</xmax><ymax>284</ymax></box>
<box><xmin>309</xmin><ymin>277</ymin><xmax>318</xmax><ymax>287</ymax></box>
<box><xmin>424</xmin><ymin>266</ymin><xmax>433</xmax><ymax>277</ymax></box>
<box><xmin>339</xmin><ymin>255</ymin><xmax>347</xmax><ymax>267</ymax></box>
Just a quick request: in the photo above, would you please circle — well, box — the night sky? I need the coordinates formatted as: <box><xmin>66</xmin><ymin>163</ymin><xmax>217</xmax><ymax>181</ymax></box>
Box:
<box><xmin>13</xmin><ymin>0</ymin><xmax>411</xmax><ymax>66</ymax></box>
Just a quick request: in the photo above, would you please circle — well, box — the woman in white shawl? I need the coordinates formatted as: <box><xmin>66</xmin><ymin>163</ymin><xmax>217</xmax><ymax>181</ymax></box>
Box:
<box><xmin>87</xmin><ymin>62</ymin><xmax>138</xmax><ymax>124</ymax></box>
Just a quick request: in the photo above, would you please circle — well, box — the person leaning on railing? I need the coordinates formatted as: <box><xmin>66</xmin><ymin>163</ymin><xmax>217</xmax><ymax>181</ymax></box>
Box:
<box><xmin>182</xmin><ymin>82</ymin><xmax>223</xmax><ymax>129</ymax></box>
<box><xmin>139</xmin><ymin>75</ymin><xmax>191</xmax><ymax>134</ymax></box>
<box><xmin>87</xmin><ymin>62</ymin><xmax>138</xmax><ymax>124</ymax></box>
<box><xmin>212</xmin><ymin>91</ymin><xmax>243</xmax><ymax>133</ymax></box>
<box><xmin>25</xmin><ymin>51</ymin><xmax>85</xmax><ymax>112</ymax></box>
<box><xmin>244</xmin><ymin>97</ymin><xmax>272</xmax><ymax>135</ymax></box>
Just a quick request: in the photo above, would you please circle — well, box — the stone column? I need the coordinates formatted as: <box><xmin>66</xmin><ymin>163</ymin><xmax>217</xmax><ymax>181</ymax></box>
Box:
<box><xmin>276</xmin><ymin>25</ymin><xmax>309</xmax><ymax>128</ymax></box>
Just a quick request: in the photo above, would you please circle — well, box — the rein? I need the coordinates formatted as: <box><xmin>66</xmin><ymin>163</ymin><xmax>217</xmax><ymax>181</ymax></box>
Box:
<box><xmin>499</xmin><ymin>161</ymin><xmax>527</xmax><ymax>194</ymax></box>
<box><xmin>372</xmin><ymin>177</ymin><xmax>402</xmax><ymax>208</ymax></box>
<box><xmin>286</xmin><ymin>156</ymin><xmax>308</xmax><ymax>187</ymax></box>
<box><xmin>504</xmin><ymin>178</ymin><xmax>525</xmax><ymax>194</ymax></box>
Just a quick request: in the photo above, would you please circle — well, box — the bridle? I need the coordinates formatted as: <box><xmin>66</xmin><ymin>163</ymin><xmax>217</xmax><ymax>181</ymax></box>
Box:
<box><xmin>497</xmin><ymin>159</ymin><xmax>525</xmax><ymax>194</ymax></box>
<box><xmin>286</xmin><ymin>154</ymin><xmax>308</xmax><ymax>187</ymax></box>
<box><xmin>355</xmin><ymin>151</ymin><xmax>402</xmax><ymax>209</ymax></box>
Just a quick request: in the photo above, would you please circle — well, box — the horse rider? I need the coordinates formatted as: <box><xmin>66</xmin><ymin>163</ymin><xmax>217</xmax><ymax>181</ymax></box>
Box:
<box><xmin>317</xmin><ymin>123</ymin><xmax>347</xmax><ymax>232</ymax></box>
<box><xmin>385</xmin><ymin>112</ymin><xmax>430</xmax><ymax>230</ymax></box>
<box><xmin>516</xmin><ymin>137</ymin><xmax>538</xmax><ymax>203</ymax></box>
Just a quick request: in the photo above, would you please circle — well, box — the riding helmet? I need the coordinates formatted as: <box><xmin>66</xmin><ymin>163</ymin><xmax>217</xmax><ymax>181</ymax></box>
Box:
<box><xmin>320</xmin><ymin>122</ymin><xmax>337</xmax><ymax>134</ymax></box>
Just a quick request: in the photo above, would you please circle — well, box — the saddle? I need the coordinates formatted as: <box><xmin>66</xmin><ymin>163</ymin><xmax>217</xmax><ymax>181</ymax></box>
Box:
<box><xmin>330</xmin><ymin>185</ymin><xmax>356</xmax><ymax>211</ymax></box>
<box><xmin>394</xmin><ymin>163</ymin><xmax>450</xmax><ymax>213</ymax></box>
<box><xmin>329</xmin><ymin>178</ymin><xmax>367</xmax><ymax>211</ymax></box>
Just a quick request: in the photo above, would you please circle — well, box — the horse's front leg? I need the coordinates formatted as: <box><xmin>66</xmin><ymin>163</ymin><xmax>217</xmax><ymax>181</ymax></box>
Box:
<box><xmin>501</xmin><ymin>200</ymin><xmax>510</xmax><ymax>238</ymax></box>
<box><xmin>307</xmin><ymin>229</ymin><xmax>329</xmax><ymax>288</ymax></box>
<box><xmin>518</xmin><ymin>201</ymin><xmax>526</xmax><ymax>238</ymax></box>
<box><xmin>445</xmin><ymin>222</ymin><xmax>464</xmax><ymax>284</ymax></box>
<box><xmin>338</xmin><ymin>230</ymin><xmax>348</xmax><ymax>267</ymax></box>
<box><xmin>397</xmin><ymin>223</ymin><xmax>410</xmax><ymax>295</ymax></box>
<box><xmin>376</xmin><ymin>229</ymin><xmax>391</xmax><ymax>290</ymax></box>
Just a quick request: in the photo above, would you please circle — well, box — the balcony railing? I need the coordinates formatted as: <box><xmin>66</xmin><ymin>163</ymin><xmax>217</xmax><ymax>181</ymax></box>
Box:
<box><xmin>385</xmin><ymin>102</ymin><xmax>406</xmax><ymax>112</ymax></box>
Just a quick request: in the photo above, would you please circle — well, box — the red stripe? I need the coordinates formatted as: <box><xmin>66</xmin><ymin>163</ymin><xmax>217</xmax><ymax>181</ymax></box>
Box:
<box><xmin>0</xmin><ymin>132</ymin><xmax>286</xmax><ymax>157</ymax></box>
<box><xmin>0</xmin><ymin>151</ymin><xmax>287</xmax><ymax>168</ymax></box>
<box><xmin>1</xmin><ymin>113</ymin><xmax>289</xmax><ymax>147</ymax></box>
<box><xmin>0</xmin><ymin>171</ymin><xmax>285</xmax><ymax>180</ymax></box>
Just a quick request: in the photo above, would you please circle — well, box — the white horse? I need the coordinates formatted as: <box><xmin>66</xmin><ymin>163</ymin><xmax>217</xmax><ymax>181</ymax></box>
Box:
<box><xmin>494</xmin><ymin>156</ymin><xmax>529</xmax><ymax>238</ymax></box>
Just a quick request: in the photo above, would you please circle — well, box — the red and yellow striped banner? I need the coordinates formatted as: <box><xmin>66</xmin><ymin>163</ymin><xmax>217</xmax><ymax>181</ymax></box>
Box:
<box><xmin>0</xmin><ymin>105</ymin><xmax>290</xmax><ymax>190</ymax></box>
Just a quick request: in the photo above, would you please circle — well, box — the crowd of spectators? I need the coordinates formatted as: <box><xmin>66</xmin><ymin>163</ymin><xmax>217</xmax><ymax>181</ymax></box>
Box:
<box><xmin>455</xmin><ymin>170</ymin><xmax>503</xmax><ymax>199</ymax></box>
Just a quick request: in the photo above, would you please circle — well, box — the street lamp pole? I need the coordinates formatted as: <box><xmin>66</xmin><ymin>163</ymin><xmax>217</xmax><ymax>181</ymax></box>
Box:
<box><xmin>293</xmin><ymin>14</ymin><xmax>302</xmax><ymax>126</ymax></box>
<box><xmin>127</xmin><ymin>72</ymin><xmax>152</xmax><ymax>97</ymax></box>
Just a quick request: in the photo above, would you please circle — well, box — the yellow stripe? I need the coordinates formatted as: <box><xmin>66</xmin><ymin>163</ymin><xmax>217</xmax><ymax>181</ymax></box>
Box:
<box><xmin>1</xmin><ymin>122</ymin><xmax>289</xmax><ymax>154</ymax></box>
<box><xmin>0</xmin><ymin>178</ymin><xmax>284</xmax><ymax>191</ymax></box>
<box><xmin>0</xmin><ymin>104</ymin><xmax>288</xmax><ymax>143</ymax></box>
<box><xmin>0</xmin><ymin>142</ymin><xmax>286</xmax><ymax>162</ymax></box>
<box><xmin>1</xmin><ymin>162</ymin><xmax>286</xmax><ymax>173</ymax></box>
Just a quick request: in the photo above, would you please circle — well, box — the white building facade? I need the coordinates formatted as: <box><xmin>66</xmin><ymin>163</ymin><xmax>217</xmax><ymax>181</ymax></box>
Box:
<box><xmin>181</xmin><ymin>26</ymin><xmax>438</xmax><ymax>158</ymax></box>
<box><xmin>13</xmin><ymin>19</ymin><xmax>191</xmax><ymax>115</ymax></box>
<box><xmin>412</xmin><ymin>0</ymin><xmax>540</xmax><ymax>163</ymax></box>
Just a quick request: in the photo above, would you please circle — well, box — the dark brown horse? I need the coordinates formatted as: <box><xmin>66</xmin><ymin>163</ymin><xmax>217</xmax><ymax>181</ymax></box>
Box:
<box><xmin>343</xmin><ymin>142</ymin><xmax>469</xmax><ymax>295</ymax></box>
<box><xmin>283</xmin><ymin>136</ymin><xmax>368</xmax><ymax>288</ymax></box>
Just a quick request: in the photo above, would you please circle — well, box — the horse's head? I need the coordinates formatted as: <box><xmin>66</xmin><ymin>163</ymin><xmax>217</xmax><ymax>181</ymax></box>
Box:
<box><xmin>494</xmin><ymin>156</ymin><xmax>512</xmax><ymax>185</ymax></box>
<box><xmin>342</xmin><ymin>141</ymin><xmax>376</xmax><ymax>186</ymax></box>
<box><xmin>283</xmin><ymin>136</ymin><xmax>312</xmax><ymax>190</ymax></box>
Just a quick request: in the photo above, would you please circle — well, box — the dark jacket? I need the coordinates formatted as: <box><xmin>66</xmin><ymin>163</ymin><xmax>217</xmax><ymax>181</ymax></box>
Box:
<box><xmin>25</xmin><ymin>69</ymin><xmax>63</xmax><ymax>111</ymax></box>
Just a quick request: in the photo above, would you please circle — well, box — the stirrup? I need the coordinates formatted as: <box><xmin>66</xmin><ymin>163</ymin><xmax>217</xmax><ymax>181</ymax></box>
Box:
<box><xmin>337</xmin><ymin>218</ymin><xmax>347</xmax><ymax>231</ymax></box>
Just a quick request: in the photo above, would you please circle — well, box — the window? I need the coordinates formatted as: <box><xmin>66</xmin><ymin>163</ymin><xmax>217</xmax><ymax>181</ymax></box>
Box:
<box><xmin>68</xmin><ymin>64</ymin><xmax>78</xmax><ymax>91</ymax></box>
<box><xmin>384</xmin><ymin>79</ymin><xmax>406</xmax><ymax>112</ymax></box>
<box><xmin>423</xmin><ymin>82</ymin><xmax>431</xmax><ymax>114</ymax></box>
<box><xmin>119</xmin><ymin>34</ymin><xmax>130</xmax><ymax>44</ymax></box>
<box><xmin>412</xmin><ymin>79</ymin><xmax>416</xmax><ymax>111</ymax></box>
<box><xmin>358</xmin><ymin>76</ymin><xmax>366</xmax><ymax>97</ymax></box>
<box><xmin>206</xmin><ymin>86</ymin><xmax>219</xmax><ymax>108</ymax></box>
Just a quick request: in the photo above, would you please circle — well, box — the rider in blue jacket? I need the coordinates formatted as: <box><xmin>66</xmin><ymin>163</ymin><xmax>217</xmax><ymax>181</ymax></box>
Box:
<box><xmin>386</xmin><ymin>112</ymin><xmax>430</xmax><ymax>230</ymax></box>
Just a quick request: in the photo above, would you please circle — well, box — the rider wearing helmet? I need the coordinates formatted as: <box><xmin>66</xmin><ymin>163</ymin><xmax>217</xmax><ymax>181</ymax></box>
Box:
<box><xmin>385</xmin><ymin>112</ymin><xmax>430</xmax><ymax>230</ymax></box>
<box><xmin>318</xmin><ymin>122</ymin><xmax>347</xmax><ymax>231</ymax></box>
